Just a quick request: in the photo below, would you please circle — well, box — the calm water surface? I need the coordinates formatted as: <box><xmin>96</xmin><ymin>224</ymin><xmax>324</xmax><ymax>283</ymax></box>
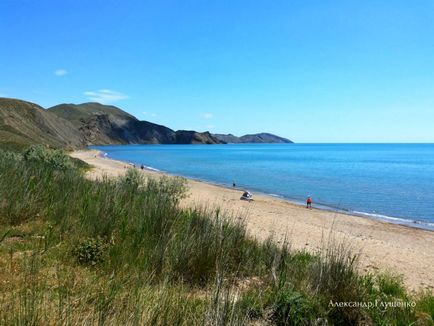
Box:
<box><xmin>92</xmin><ymin>144</ymin><xmax>434</xmax><ymax>230</ymax></box>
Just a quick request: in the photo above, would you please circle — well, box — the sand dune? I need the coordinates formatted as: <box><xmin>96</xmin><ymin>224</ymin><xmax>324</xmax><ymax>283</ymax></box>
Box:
<box><xmin>71</xmin><ymin>150</ymin><xmax>434</xmax><ymax>291</ymax></box>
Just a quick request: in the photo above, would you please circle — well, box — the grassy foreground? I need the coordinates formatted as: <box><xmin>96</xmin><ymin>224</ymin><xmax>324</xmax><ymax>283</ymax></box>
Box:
<box><xmin>0</xmin><ymin>146</ymin><xmax>433</xmax><ymax>325</ymax></box>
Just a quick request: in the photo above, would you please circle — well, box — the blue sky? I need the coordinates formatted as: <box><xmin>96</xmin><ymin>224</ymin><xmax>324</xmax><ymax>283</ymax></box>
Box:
<box><xmin>1</xmin><ymin>0</ymin><xmax>433</xmax><ymax>142</ymax></box>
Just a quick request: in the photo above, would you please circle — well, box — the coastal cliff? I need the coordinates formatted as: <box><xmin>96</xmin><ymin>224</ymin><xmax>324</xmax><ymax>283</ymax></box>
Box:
<box><xmin>0</xmin><ymin>98</ymin><xmax>86</xmax><ymax>149</ymax></box>
<box><xmin>0</xmin><ymin>97</ymin><xmax>292</xmax><ymax>149</ymax></box>
<box><xmin>48</xmin><ymin>103</ymin><xmax>222</xmax><ymax>145</ymax></box>
<box><xmin>0</xmin><ymin>98</ymin><xmax>222</xmax><ymax>148</ymax></box>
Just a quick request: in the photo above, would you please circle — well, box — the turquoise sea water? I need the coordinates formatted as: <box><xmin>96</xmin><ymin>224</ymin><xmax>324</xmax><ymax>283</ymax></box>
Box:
<box><xmin>92</xmin><ymin>144</ymin><xmax>434</xmax><ymax>230</ymax></box>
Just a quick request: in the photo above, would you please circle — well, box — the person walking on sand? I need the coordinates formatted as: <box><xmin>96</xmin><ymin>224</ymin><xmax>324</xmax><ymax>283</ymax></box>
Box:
<box><xmin>306</xmin><ymin>196</ymin><xmax>312</xmax><ymax>209</ymax></box>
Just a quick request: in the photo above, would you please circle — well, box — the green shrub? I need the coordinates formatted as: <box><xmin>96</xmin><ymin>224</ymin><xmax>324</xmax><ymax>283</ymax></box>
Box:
<box><xmin>72</xmin><ymin>238</ymin><xmax>106</xmax><ymax>266</ymax></box>
<box><xmin>268</xmin><ymin>287</ymin><xmax>316</xmax><ymax>326</ymax></box>
<box><xmin>377</xmin><ymin>274</ymin><xmax>406</xmax><ymax>298</ymax></box>
<box><xmin>360</xmin><ymin>273</ymin><xmax>417</xmax><ymax>325</ymax></box>
<box><xmin>415</xmin><ymin>293</ymin><xmax>434</xmax><ymax>324</ymax></box>
<box><xmin>23</xmin><ymin>144</ymin><xmax>75</xmax><ymax>170</ymax></box>
<box><xmin>120</xmin><ymin>168</ymin><xmax>145</xmax><ymax>189</ymax></box>
<box><xmin>309</xmin><ymin>241</ymin><xmax>368</xmax><ymax>324</ymax></box>
<box><xmin>238</xmin><ymin>290</ymin><xmax>264</xmax><ymax>320</ymax></box>
<box><xmin>238</xmin><ymin>285</ymin><xmax>318</xmax><ymax>325</ymax></box>
<box><xmin>204</xmin><ymin>277</ymin><xmax>246</xmax><ymax>326</ymax></box>
<box><xmin>0</xmin><ymin>149</ymin><xmax>22</xmax><ymax>161</ymax></box>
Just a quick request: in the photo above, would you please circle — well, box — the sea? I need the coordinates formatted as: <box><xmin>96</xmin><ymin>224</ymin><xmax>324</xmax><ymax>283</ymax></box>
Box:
<box><xmin>91</xmin><ymin>143</ymin><xmax>434</xmax><ymax>231</ymax></box>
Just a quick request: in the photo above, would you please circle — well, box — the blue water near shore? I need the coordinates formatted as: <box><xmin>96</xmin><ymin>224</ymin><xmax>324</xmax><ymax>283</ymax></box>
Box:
<box><xmin>92</xmin><ymin>144</ymin><xmax>434</xmax><ymax>230</ymax></box>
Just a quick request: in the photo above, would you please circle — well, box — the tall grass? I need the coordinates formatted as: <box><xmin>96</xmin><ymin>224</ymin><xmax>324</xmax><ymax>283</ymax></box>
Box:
<box><xmin>0</xmin><ymin>147</ymin><xmax>433</xmax><ymax>325</ymax></box>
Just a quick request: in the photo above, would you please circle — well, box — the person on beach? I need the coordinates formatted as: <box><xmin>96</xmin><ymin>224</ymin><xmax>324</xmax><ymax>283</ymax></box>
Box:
<box><xmin>141</xmin><ymin>164</ymin><xmax>144</xmax><ymax>170</ymax></box>
<box><xmin>241</xmin><ymin>191</ymin><xmax>253</xmax><ymax>202</ymax></box>
<box><xmin>306</xmin><ymin>196</ymin><xmax>312</xmax><ymax>209</ymax></box>
<box><xmin>232</xmin><ymin>181</ymin><xmax>236</xmax><ymax>188</ymax></box>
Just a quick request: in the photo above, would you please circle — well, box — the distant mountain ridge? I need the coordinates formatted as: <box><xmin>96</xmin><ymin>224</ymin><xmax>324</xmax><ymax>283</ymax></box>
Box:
<box><xmin>213</xmin><ymin>133</ymin><xmax>292</xmax><ymax>144</ymax></box>
<box><xmin>0</xmin><ymin>97</ymin><xmax>293</xmax><ymax>149</ymax></box>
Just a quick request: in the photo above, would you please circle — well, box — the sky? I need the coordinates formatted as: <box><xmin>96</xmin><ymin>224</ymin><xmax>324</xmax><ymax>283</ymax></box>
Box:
<box><xmin>1</xmin><ymin>0</ymin><xmax>434</xmax><ymax>143</ymax></box>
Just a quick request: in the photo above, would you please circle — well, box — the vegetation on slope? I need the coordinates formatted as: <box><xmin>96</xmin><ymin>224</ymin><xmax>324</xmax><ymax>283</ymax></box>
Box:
<box><xmin>48</xmin><ymin>102</ymin><xmax>223</xmax><ymax>145</ymax></box>
<box><xmin>213</xmin><ymin>133</ymin><xmax>293</xmax><ymax>144</ymax></box>
<box><xmin>0</xmin><ymin>147</ymin><xmax>433</xmax><ymax>325</ymax></box>
<box><xmin>1</xmin><ymin>97</ymin><xmax>292</xmax><ymax>148</ymax></box>
<box><xmin>0</xmin><ymin>98</ymin><xmax>222</xmax><ymax>148</ymax></box>
<box><xmin>0</xmin><ymin>98</ymin><xmax>86</xmax><ymax>150</ymax></box>
<box><xmin>48</xmin><ymin>102</ymin><xmax>137</xmax><ymax>125</ymax></box>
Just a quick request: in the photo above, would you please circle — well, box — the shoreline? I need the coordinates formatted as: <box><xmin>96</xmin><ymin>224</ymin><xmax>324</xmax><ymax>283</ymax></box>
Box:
<box><xmin>71</xmin><ymin>149</ymin><xmax>434</xmax><ymax>291</ymax></box>
<box><xmin>99</xmin><ymin>151</ymin><xmax>434</xmax><ymax>233</ymax></box>
<box><xmin>170</xmin><ymin>176</ymin><xmax>434</xmax><ymax>232</ymax></box>
<box><xmin>88</xmin><ymin>147</ymin><xmax>434</xmax><ymax>232</ymax></box>
<box><xmin>159</xmin><ymin>174</ymin><xmax>434</xmax><ymax>232</ymax></box>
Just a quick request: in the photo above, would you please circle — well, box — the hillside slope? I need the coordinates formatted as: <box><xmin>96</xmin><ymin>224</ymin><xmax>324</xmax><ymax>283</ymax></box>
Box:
<box><xmin>1</xmin><ymin>98</ymin><xmax>290</xmax><ymax>149</ymax></box>
<box><xmin>213</xmin><ymin>132</ymin><xmax>292</xmax><ymax>143</ymax></box>
<box><xmin>48</xmin><ymin>103</ymin><xmax>222</xmax><ymax>145</ymax></box>
<box><xmin>0</xmin><ymin>98</ymin><xmax>86</xmax><ymax>149</ymax></box>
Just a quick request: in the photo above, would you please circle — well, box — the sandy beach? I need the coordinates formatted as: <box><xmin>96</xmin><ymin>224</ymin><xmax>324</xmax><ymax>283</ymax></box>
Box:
<box><xmin>71</xmin><ymin>150</ymin><xmax>434</xmax><ymax>291</ymax></box>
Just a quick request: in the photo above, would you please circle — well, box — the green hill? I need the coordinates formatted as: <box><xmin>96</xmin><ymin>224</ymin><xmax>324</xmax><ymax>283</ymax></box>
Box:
<box><xmin>213</xmin><ymin>132</ymin><xmax>293</xmax><ymax>143</ymax></box>
<box><xmin>48</xmin><ymin>102</ymin><xmax>136</xmax><ymax>126</ymax></box>
<box><xmin>48</xmin><ymin>102</ymin><xmax>222</xmax><ymax>145</ymax></box>
<box><xmin>1</xmin><ymin>97</ymin><xmax>292</xmax><ymax>149</ymax></box>
<box><xmin>0</xmin><ymin>98</ymin><xmax>86</xmax><ymax>150</ymax></box>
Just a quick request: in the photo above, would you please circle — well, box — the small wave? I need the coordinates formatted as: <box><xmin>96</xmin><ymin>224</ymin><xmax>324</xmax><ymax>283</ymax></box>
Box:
<box><xmin>352</xmin><ymin>211</ymin><xmax>434</xmax><ymax>229</ymax></box>
<box><xmin>268</xmin><ymin>193</ymin><xmax>283</xmax><ymax>198</ymax></box>
<box><xmin>144</xmin><ymin>166</ymin><xmax>160</xmax><ymax>172</ymax></box>
<box><xmin>353</xmin><ymin>211</ymin><xmax>409</xmax><ymax>221</ymax></box>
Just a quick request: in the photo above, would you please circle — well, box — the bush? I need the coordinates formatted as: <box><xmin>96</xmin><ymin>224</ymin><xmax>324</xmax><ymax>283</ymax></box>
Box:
<box><xmin>269</xmin><ymin>287</ymin><xmax>316</xmax><ymax>326</ymax></box>
<box><xmin>0</xmin><ymin>149</ymin><xmax>22</xmax><ymax>162</ymax></box>
<box><xmin>377</xmin><ymin>274</ymin><xmax>406</xmax><ymax>298</ymax></box>
<box><xmin>238</xmin><ymin>284</ymin><xmax>318</xmax><ymax>325</ymax></box>
<box><xmin>238</xmin><ymin>290</ymin><xmax>264</xmax><ymax>320</ymax></box>
<box><xmin>415</xmin><ymin>293</ymin><xmax>434</xmax><ymax>324</ymax></box>
<box><xmin>362</xmin><ymin>273</ymin><xmax>419</xmax><ymax>325</ymax></box>
<box><xmin>73</xmin><ymin>238</ymin><xmax>106</xmax><ymax>266</ymax></box>
<box><xmin>23</xmin><ymin>144</ymin><xmax>75</xmax><ymax>170</ymax></box>
<box><xmin>309</xmin><ymin>241</ymin><xmax>368</xmax><ymax>324</ymax></box>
